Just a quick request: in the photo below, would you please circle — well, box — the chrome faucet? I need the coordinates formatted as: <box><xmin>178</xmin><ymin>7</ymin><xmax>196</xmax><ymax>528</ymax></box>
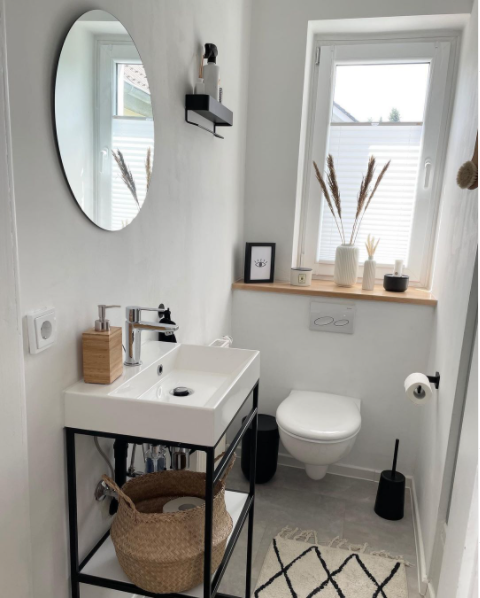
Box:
<box><xmin>124</xmin><ymin>305</ymin><xmax>179</xmax><ymax>366</ymax></box>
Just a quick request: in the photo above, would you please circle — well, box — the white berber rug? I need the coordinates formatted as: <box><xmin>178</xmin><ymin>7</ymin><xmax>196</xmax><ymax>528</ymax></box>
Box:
<box><xmin>254</xmin><ymin>533</ymin><xmax>409</xmax><ymax>598</ymax></box>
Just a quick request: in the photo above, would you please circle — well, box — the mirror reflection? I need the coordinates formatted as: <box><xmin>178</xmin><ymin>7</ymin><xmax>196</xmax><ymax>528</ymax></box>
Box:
<box><xmin>55</xmin><ymin>10</ymin><xmax>154</xmax><ymax>231</ymax></box>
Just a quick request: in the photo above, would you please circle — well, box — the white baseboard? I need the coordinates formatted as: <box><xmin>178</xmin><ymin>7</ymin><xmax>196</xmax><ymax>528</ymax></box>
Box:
<box><xmin>275</xmin><ymin>450</ymin><xmax>413</xmax><ymax>489</ymax></box>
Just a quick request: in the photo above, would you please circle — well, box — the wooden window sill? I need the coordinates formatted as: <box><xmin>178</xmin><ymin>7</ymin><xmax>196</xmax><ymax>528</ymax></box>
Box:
<box><xmin>232</xmin><ymin>279</ymin><xmax>437</xmax><ymax>306</ymax></box>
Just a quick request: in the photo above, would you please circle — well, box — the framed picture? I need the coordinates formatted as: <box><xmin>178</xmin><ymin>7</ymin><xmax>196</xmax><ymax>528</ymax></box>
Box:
<box><xmin>244</xmin><ymin>243</ymin><xmax>276</xmax><ymax>283</ymax></box>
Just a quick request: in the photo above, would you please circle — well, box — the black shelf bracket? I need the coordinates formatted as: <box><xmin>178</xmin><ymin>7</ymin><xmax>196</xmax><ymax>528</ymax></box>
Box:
<box><xmin>185</xmin><ymin>94</ymin><xmax>233</xmax><ymax>140</ymax></box>
<box><xmin>428</xmin><ymin>372</ymin><xmax>441</xmax><ymax>389</ymax></box>
<box><xmin>185</xmin><ymin>111</ymin><xmax>225</xmax><ymax>139</ymax></box>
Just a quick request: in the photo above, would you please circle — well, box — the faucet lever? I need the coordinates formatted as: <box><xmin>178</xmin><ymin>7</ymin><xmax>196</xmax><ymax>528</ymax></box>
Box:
<box><xmin>124</xmin><ymin>304</ymin><xmax>179</xmax><ymax>366</ymax></box>
<box><xmin>125</xmin><ymin>305</ymin><xmax>168</xmax><ymax>323</ymax></box>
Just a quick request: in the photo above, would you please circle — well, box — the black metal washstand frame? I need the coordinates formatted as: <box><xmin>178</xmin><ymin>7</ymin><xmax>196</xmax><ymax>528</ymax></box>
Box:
<box><xmin>66</xmin><ymin>382</ymin><xmax>259</xmax><ymax>598</ymax></box>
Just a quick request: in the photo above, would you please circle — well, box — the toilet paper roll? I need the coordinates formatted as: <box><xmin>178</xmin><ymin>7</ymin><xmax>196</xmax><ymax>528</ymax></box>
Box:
<box><xmin>404</xmin><ymin>373</ymin><xmax>433</xmax><ymax>405</ymax></box>
<box><xmin>163</xmin><ymin>496</ymin><xmax>205</xmax><ymax>513</ymax></box>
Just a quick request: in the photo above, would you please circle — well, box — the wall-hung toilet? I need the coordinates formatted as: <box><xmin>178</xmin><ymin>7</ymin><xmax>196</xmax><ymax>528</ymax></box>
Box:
<box><xmin>276</xmin><ymin>390</ymin><xmax>361</xmax><ymax>480</ymax></box>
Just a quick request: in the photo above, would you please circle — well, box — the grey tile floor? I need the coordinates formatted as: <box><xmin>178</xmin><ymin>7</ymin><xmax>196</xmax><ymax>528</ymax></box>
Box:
<box><xmin>219</xmin><ymin>461</ymin><xmax>421</xmax><ymax>597</ymax></box>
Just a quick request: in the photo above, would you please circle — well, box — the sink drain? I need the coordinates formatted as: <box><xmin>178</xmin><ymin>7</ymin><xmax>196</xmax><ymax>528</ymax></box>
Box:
<box><xmin>170</xmin><ymin>386</ymin><xmax>194</xmax><ymax>397</ymax></box>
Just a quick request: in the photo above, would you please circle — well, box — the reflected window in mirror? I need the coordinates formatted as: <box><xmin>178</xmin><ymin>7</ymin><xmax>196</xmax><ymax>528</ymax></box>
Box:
<box><xmin>55</xmin><ymin>10</ymin><xmax>154</xmax><ymax>231</ymax></box>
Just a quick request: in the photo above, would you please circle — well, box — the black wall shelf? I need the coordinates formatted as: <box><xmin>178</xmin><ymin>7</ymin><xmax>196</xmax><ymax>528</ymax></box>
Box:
<box><xmin>185</xmin><ymin>94</ymin><xmax>233</xmax><ymax>139</ymax></box>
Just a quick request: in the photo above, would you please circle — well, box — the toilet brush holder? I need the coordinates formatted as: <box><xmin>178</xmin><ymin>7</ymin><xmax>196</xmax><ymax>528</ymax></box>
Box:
<box><xmin>374</xmin><ymin>439</ymin><xmax>405</xmax><ymax>521</ymax></box>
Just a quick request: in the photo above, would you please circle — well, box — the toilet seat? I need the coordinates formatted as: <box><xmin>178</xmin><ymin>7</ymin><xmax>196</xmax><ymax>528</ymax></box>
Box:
<box><xmin>276</xmin><ymin>390</ymin><xmax>361</xmax><ymax>444</ymax></box>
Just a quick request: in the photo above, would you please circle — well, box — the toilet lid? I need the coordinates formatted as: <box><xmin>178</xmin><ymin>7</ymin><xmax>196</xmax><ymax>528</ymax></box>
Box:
<box><xmin>276</xmin><ymin>390</ymin><xmax>361</xmax><ymax>442</ymax></box>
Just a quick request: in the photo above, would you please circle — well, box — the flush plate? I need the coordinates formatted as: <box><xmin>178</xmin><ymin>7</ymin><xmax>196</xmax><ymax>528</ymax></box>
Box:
<box><xmin>309</xmin><ymin>302</ymin><xmax>355</xmax><ymax>334</ymax></box>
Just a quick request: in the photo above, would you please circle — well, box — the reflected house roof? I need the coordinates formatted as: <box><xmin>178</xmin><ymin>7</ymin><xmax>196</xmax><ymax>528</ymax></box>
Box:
<box><xmin>332</xmin><ymin>102</ymin><xmax>357</xmax><ymax>123</ymax></box>
<box><xmin>124</xmin><ymin>65</ymin><xmax>151</xmax><ymax>95</ymax></box>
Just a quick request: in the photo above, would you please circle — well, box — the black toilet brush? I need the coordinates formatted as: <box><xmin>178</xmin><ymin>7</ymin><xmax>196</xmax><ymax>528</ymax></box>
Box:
<box><xmin>374</xmin><ymin>439</ymin><xmax>405</xmax><ymax>521</ymax></box>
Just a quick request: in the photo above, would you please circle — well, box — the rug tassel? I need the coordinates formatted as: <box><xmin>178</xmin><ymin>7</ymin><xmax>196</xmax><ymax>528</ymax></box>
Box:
<box><xmin>370</xmin><ymin>550</ymin><xmax>413</xmax><ymax>567</ymax></box>
<box><xmin>280</xmin><ymin>529</ymin><xmax>413</xmax><ymax>567</ymax></box>
<box><xmin>348</xmin><ymin>542</ymin><xmax>369</xmax><ymax>553</ymax></box>
<box><xmin>279</xmin><ymin>526</ymin><xmax>300</xmax><ymax>540</ymax></box>
<box><xmin>293</xmin><ymin>529</ymin><xmax>318</xmax><ymax>544</ymax></box>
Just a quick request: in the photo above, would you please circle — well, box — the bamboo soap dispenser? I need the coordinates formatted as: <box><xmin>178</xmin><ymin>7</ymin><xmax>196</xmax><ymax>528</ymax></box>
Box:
<box><xmin>83</xmin><ymin>305</ymin><xmax>123</xmax><ymax>384</ymax></box>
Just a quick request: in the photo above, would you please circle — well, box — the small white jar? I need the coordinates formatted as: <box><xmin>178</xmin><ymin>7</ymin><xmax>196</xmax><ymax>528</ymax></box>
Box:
<box><xmin>290</xmin><ymin>267</ymin><xmax>313</xmax><ymax>287</ymax></box>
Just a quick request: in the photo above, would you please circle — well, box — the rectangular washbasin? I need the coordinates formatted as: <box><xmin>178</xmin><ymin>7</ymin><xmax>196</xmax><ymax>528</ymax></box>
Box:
<box><xmin>64</xmin><ymin>341</ymin><xmax>260</xmax><ymax>446</ymax></box>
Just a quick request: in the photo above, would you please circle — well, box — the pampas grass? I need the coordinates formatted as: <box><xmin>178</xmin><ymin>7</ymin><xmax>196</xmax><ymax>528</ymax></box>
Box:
<box><xmin>365</xmin><ymin>234</ymin><xmax>380</xmax><ymax>258</ymax></box>
<box><xmin>146</xmin><ymin>147</ymin><xmax>152</xmax><ymax>191</ymax></box>
<box><xmin>313</xmin><ymin>161</ymin><xmax>344</xmax><ymax>243</ymax></box>
<box><xmin>113</xmin><ymin>147</ymin><xmax>154</xmax><ymax>210</ymax></box>
<box><xmin>113</xmin><ymin>149</ymin><xmax>139</xmax><ymax>209</ymax></box>
<box><xmin>313</xmin><ymin>155</ymin><xmax>390</xmax><ymax>246</ymax></box>
<box><xmin>326</xmin><ymin>154</ymin><xmax>346</xmax><ymax>243</ymax></box>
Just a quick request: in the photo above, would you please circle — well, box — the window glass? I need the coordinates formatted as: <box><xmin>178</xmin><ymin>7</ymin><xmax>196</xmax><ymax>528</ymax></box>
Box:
<box><xmin>318</xmin><ymin>62</ymin><xmax>431</xmax><ymax>265</ymax></box>
<box><xmin>332</xmin><ymin>63</ymin><xmax>430</xmax><ymax>123</ymax></box>
<box><xmin>116</xmin><ymin>63</ymin><xmax>153</xmax><ymax>118</ymax></box>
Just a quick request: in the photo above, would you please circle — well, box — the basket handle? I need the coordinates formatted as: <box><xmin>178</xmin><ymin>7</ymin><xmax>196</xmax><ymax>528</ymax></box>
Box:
<box><xmin>214</xmin><ymin>452</ymin><xmax>236</xmax><ymax>485</ymax></box>
<box><xmin>102</xmin><ymin>475</ymin><xmax>136</xmax><ymax>512</ymax></box>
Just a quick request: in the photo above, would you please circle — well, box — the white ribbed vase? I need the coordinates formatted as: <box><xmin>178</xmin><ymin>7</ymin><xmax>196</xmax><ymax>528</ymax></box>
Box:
<box><xmin>334</xmin><ymin>245</ymin><xmax>359</xmax><ymax>287</ymax></box>
<box><xmin>362</xmin><ymin>257</ymin><xmax>376</xmax><ymax>291</ymax></box>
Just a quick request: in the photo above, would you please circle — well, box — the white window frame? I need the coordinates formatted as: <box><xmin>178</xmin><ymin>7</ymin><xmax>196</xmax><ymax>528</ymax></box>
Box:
<box><xmin>296</xmin><ymin>33</ymin><xmax>458</xmax><ymax>288</ymax></box>
<box><xmin>94</xmin><ymin>36</ymin><xmax>143</xmax><ymax>228</ymax></box>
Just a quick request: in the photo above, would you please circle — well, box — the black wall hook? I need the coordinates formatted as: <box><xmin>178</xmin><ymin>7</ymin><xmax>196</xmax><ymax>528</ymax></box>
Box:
<box><xmin>427</xmin><ymin>372</ymin><xmax>441</xmax><ymax>389</ymax></box>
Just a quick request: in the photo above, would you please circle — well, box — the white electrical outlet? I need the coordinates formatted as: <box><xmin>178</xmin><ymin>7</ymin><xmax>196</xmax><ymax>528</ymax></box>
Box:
<box><xmin>309</xmin><ymin>302</ymin><xmax>355</xmax><ymax>334</ymax></box>
<box><xmin>27</xmin><ymin>307</ymin><xmax>57</xmax><ymax>354</ymax></box>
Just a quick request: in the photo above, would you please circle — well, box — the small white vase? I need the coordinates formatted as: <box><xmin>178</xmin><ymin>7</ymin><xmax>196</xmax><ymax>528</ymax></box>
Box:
<box><xmin>334</xmin><ymin>245</ymin><xmax>359</xmax><ymax>287</ymax></box>
<box><xmin>362</xmin><ymin>257</ymin><xmax>376</xmax><ymax>290</ymax></box>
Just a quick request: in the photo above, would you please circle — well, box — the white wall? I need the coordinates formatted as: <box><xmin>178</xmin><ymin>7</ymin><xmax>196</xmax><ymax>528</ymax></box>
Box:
<box><xmin>4</xmin><ymin>0</ymin><xmax>251</xmax><ymax>596</ymax></box>
<box><xmin>0</xmin><ymin>3</ymin><xmax>33</xmax><ymax>594</ymax></box>
<box><xmin>413</xmin><ymin>0</ymin><xmax>478</xmax><ymax>576</ymax></box>
<box><xmin>235</xmin><ymin>0</ymin><xmax>474</xmax><ymax>473</ymax></box>
<box><xmin>243</xmin><ymin>0</ymin><xmax>473</xmax><ymax>281</ymax></box>
<box><xmin>233</xmin><ymin>291</ymin><xmax>434</xmax><ymax>476</ymax></box>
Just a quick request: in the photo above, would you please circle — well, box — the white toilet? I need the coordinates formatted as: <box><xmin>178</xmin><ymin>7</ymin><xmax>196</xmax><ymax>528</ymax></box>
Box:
<box><xmin>276</xmin><ymin>390</ymin><xmax>361</xmax><ymax>480</ymax></box>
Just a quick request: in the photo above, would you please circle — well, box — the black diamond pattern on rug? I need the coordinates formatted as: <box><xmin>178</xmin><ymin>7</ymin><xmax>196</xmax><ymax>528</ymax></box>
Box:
<box><xmin>254</xmin><ymin>538</ymin><xmax>402</xmax><ymax>598</ymax></box>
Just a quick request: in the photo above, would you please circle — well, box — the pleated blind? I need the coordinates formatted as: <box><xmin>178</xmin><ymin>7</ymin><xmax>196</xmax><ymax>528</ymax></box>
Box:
<box><xmin>317</xmin><ymin>124</ymin><xmax>423</xmax><ymax>266</ymax></box>
<box><xmin>111</xmin><ymin>117</ymin><xmax>154</xmax><ymax>229</ymax></box>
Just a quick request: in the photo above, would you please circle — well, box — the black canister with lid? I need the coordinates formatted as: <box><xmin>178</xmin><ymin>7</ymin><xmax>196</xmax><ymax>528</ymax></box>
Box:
<box><xmin>241</xmin><ymin>414</ymin><xmax>279</xmax><ymax>484</ymax></box>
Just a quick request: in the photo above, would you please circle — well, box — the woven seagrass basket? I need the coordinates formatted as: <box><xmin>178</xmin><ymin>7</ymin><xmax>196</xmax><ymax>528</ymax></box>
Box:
<box><xmin>102</xmin><ymin>456</ymin><xmax>234</xmax><ymax>594</ymax></box>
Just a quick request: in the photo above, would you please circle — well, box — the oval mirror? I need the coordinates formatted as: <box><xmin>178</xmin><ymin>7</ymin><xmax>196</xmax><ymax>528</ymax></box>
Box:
<box><xmin>54</xmin><ymin>10</ymin><xmax>154</xmax><ymax>231</ymax></box>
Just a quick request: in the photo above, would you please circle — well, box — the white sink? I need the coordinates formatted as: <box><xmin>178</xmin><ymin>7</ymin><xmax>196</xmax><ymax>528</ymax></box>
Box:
<box><xmin>64</xmin><ymin>341</ymin><xmax>260</xmax><ymax>446</ymax></box>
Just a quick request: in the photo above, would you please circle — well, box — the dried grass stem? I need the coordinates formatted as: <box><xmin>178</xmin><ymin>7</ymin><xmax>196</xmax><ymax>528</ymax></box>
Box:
<box><xmin>312</xmin><ymin>154</ymin><xmax>390</xmax><ymax>247</ymax></box>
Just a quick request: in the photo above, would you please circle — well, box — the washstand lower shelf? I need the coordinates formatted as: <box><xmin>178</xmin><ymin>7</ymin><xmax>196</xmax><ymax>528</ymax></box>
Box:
<box><xmin>80</xmin><ymin>491</ymin><xmax>250</xmax><ymax>597</ymax></box>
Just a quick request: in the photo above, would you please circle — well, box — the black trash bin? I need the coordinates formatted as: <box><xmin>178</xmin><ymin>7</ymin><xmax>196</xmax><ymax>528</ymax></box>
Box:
<box><xmin>241</xmin><ymin>414</ymin><xmax>279</xmax><ymax>484</ymax></box>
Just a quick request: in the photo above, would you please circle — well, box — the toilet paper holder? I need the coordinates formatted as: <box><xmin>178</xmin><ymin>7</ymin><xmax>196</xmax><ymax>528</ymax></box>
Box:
<box><xmin>427</xmin><ymin>372</ymin><xmax>441</xmax><ymax>389</ymax></box>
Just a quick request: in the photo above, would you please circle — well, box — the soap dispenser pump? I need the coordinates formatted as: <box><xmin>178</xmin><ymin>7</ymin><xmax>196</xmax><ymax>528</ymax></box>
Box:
<box><xmin>83</xmin><ymin>305</ymin><xmax>123</xmax><ymax>384</ymax></box>
<box><xmin>95</xmin><ymin>304</ymin><xmax>119</xmax><ymax>331</ymax></box>
<box><xmin>203</xmin><ymin>43</ymin><xmax>220</xmax><ymax>100</ymax></box>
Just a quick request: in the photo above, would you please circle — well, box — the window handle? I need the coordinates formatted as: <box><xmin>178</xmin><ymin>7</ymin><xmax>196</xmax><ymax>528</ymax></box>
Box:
<box><xmin>100</xmin><ymin>148</ymin><xmax>109</xmax><ymax>173</ymax></box>
<box><xmin>424</xmin><ymin>160</ymin><xmax>432</xmax><ymax>189</ymax></box>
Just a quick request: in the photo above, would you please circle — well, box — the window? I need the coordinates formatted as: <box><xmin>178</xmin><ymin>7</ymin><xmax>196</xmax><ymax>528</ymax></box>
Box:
<box><xmin>298</xmin><ymin>38</ymin><xmax>456</xmax><ymax>286</ymax></box>
<box><xmin>116</xmin><ymin>64</ymin><xmax>153</xmax><ymax>118</ymax></box>
<box><xmin>96</xmin><ymin>41</ymin><xmax>154</xmax><ymax>230</ymax></box>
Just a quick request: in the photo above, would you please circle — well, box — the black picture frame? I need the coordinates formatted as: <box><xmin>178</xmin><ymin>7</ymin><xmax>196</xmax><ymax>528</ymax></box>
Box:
<box><xmin>244</xmin><ymin>243</ymin><xmax>276</xmax><ymax>283</ymax></box>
